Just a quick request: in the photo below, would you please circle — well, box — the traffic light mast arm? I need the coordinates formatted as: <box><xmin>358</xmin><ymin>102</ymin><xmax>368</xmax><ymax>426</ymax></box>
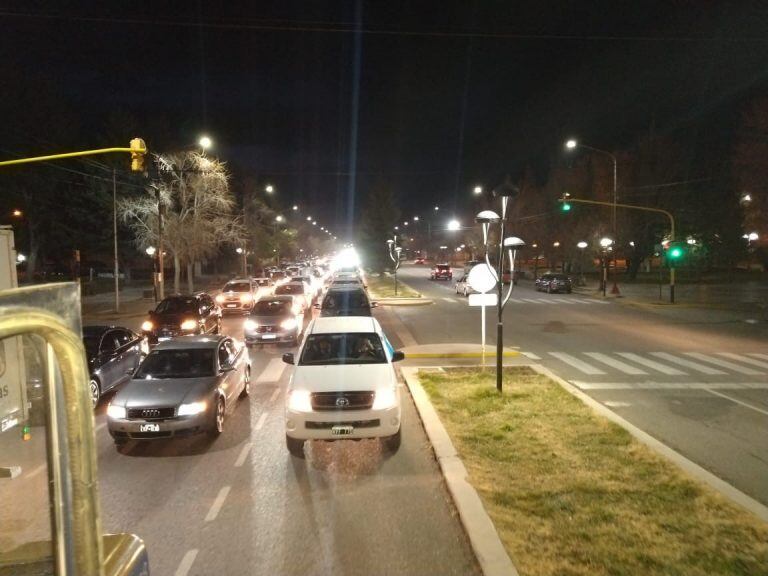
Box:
<box><xmin>0</xmin><ymin>139</ymin><xmax>147</xmax><ymax>172</ymax></box>
<box><xmin>557</xmin><ymin>197</ymin><xmax>675</xmax><ymax>241</ymax></box>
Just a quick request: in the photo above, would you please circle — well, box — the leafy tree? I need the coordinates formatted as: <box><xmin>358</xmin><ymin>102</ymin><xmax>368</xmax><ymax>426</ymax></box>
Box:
<box><xmin>358</xmin><ymin>183</ymin><xmax>400</xmax><ymax>272</ymax></box>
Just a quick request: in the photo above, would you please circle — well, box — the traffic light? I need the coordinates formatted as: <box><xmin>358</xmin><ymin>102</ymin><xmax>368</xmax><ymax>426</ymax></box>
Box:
<box><xmin>666</xmin><ymin>242</ymin><xmax>685</xmax><ymax>263</ymax></box>
<box><xmin>560</xmin><ymin>192</ymin><xmax>571</xmax><ymax>212</ymax></box>
<box><xmin>130</xmin><ymin>138</ymin><xmax>147</xmax><ymax>172</ymax></box>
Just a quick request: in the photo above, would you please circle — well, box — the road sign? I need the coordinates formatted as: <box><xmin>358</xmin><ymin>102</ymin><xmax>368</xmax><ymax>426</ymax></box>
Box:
<box><xmin>467</xmin><ymin>263</ymin><xmax>496</xmax><ymax>293</ymax></box>
<box><xmin>469</xmin><ymin>293</ymin><xmax>498</xmax><ymax>306</ymax></box>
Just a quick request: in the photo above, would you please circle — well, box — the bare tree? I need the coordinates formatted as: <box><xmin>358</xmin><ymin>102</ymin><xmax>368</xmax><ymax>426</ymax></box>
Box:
<box><xmin>120</xmin><ymin>152</ymin><xmax>244</xmax><ymax>293</ymax></box>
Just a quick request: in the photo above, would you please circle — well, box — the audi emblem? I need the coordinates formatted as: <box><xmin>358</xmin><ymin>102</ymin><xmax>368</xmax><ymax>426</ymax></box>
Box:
<box><xmin>335</xmin><ymin>397</ymin><xmax>350</xmax><ymax>408</ymax></box>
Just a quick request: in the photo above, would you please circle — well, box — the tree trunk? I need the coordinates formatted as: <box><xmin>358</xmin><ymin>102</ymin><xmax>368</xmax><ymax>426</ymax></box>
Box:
<box><xmin>187</xmin><ymin>262</ymin><xmax>194</xmax><ymax>293</ymax></box>
<box><xmin>174</xmin><ymin>254</ymin><xmax>181</xmax><ymax>294</ymax></box>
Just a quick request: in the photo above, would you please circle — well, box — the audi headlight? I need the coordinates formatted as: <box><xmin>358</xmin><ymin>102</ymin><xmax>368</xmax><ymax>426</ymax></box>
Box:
<box><xmin>244</xmin><ymin>319</ymin><xmax>258</xmax><ymax>332</ymax></box>
<box><xmin>372</xmin><ymin>386</ymin><xmax>398</xmax><ymax>410</ymax></box>
<box><xmin>107</xmin><ymin>404</ymin><xmax>126</xmax><ymax>419</ymax></box>
<box><xmin>141</xmin><ymin>320</ymin><xmax>154</xmax><ymax>332</ymax></box>
<box><xmin>177</xmin><ymin>401</ymin><xmax>207</xmax><ymax>416</ymax></box>
<box><xmin>180</xmin><ymin>319</ymin><xmax>198</xmax><ymax>331</ymax></box>
<box><xmin>280</xmin><ymin>318</ymin><xmax>298</xmax><ymax>330</ymax></box>
<box><xmin>287</xmin><ymin>389</ymin><xmax>312</xmax><ymax>412</ymax></box>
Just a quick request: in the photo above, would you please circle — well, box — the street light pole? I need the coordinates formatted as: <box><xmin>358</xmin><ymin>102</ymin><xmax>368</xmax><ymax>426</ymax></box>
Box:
<box><xmin>112</xmin><ymin>168</ymin><xmax>120</xmax><ymax>312</ymax></box>
<box><xmin>387</xmin><ymin>236</ymin><xmax>401</xmax><ymax>295</ymax></box>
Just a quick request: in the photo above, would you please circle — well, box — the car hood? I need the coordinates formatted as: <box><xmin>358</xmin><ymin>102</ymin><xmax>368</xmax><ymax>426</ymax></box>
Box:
<box><xmin>112</xmin><ymin>376</ymin><xmax>218</xmax><ymax>408</ymax></box>
<box><xmin>149</xmin><ymin>312</ymin><xmax>192</xmax><ymax>326</ymax></box>
<box><xmin>249</xmin><ymin>314</ymin><xmax>293</xmax><ymax>326</ymax></box>
<box><xmin>290</xmin><ymin>363</ymin><xmax>395</xmax><ymax>393</ymax></box>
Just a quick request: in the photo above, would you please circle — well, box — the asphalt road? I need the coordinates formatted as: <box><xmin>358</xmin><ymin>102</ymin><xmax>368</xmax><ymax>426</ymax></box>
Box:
<box><xmin>92</xmin><ymin>313</ymin><xmax>481</xmax><ymax>576</ymax></box>
<box><xmin>388</xmin><ymin>264</ymin><xmax>768</xmax><ymax>506</ymax></box>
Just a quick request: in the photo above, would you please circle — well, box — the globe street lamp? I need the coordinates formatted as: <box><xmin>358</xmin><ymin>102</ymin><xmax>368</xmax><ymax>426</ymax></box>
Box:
<box><xmin>577</xmin><ymin>241</ymin><xmax>588</xmax><ymax>285</ymax></box>
<box><xmin>198</xmin><ymin>135</ymin><xmax>212</xmax><ymax>151</ymax></box>
<box><xmin>473</xmin><ymin>185</ymin><xmax>483</xmax><ymax>195</ymax></box>
<box><xmin>599</xmin><ymin>237</ymin><xmax>613</xmax><ymax>297</ymax></box>
<box><xmin>265</xmin><ymin>184</ymin><xmax>274</xmax><ymax>194</ymax></box>
<box><xmin>447</xmin><ymin>219</ymin><xmax>461</xmax><ymax>231</ymax></box>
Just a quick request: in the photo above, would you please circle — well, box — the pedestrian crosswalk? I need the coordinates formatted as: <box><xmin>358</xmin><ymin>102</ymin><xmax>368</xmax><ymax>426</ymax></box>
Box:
<box><xmin>537</xmin><ymin>351</ymin><xmax>768</xmax><ymax>380</ymax></box>
<box><xmin>506</xmin><ymin>297</ymin><xmax>609</xmax><ymax>305</ymax></box>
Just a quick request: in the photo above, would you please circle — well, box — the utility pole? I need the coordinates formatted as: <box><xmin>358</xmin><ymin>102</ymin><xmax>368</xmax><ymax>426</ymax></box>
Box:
<box><xmin>156</xmin><ymin>187</ymin><xmax>165</xmax><ymax>300</ymax></box>
<box><xmin>113</xmin><ymin>168</ymin><xmax>120</xmax><ymax>312</ymax></box>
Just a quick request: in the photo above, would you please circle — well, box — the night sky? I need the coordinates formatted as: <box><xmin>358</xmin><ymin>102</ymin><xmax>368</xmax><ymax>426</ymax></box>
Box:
<box><xmin>2</xmin><ymin>1</ymin><xmax>768</xmax><ymax>234</ymax></box>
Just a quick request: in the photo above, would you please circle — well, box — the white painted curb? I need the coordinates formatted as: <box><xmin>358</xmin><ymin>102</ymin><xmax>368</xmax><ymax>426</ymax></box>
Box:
<box><xmin>530</xmin><ymin>364</ymin><xmax>768</xmax><ymax>524</ymax></box>
<box><xmin>401</xmin><ymin>367</ymin><xmax>519</xmax><ymax>576</ymax></box>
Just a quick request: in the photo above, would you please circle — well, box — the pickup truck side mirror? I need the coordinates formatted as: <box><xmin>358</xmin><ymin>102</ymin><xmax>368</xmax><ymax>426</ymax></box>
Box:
<box><xmin>370</xmin><ymin>301</ymin><xmax>379</xmax><ymax>308</ymax></box>
<box><xmin>282</xmin><ymin>353</ymin><xmax>295</xmax><ymax>365</ymax></box>
<box><xmin>391</xmin><ymin>351</ymin><xmax>405</xmax><ymax>362</ymax></box>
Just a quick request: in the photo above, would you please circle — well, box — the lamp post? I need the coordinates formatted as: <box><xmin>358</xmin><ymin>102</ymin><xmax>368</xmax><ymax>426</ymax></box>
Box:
<box><xmin>577</xmin><ymin>241</ymin><xmax>588</xmax><ymax>286</ymax></box>
<box><xmin>146</xmin><ymin>246</ymin><xmax>158</xmax><ymax>302</ymax></box>
<box><xmin>386</xmin><ymin>237</ymin><xmax>401</xmax><ymax>296</ymax></box>
<box><xmin>566</xmin><ymin>139</ymin><xmax>620</xmax><ymax>294</ymax></box>
<box><xmin>599</xmin><ymin>237</ymin><xmax>613</xmax><ymax>297</ymax></box>
<box><xmin>476</xmin><ymin>182</ymin><xmax>520</xmax><ymax>392</ymax></box>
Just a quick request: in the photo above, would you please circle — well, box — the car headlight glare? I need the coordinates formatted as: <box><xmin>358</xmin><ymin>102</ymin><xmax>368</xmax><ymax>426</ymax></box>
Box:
<box><xmin>372</xmin><ymin>386</ymin><xmax>398</xmax><ymax>410</ymax></box>
<box><xmin>215</xmin><ymin>294</ymin><xmax>226</xmax><ymax>304</ymax></box>
<box><xmin>141</xmin><ymin>320</ymin><xmax>154</xmax><ymax>332</ymax></box>
<box><xmin>280</xmin><ymin>318</ymin><xmax>298</xmax><ymax>330</ymax></box>
<box><xmin>177</xmin><ymin>401</ymin><xmax>207</xmax><ymax>416</ymax></box>
<box><xmin>287</xmin><ymin>389</ymin><xmax>312</xmax><ymax>412</ymax></box>
<box><xmin>244</xmin><ymin>319</ymin><xmax>258</xmax><ymax>331</ymax></box>
<box><xmin>240</xmin><ymin>293</ymin><xmax>253</xmax><ymax>303</ymax></box>
<box><xmin>107</xmin><ymin>404</ymin><xmax>126</xmax><ymax>419</ymax></box>
<box><xmin>180</xmin><ymin>319</ymin><xmax>198</xmax><ymax>331</ymax></box>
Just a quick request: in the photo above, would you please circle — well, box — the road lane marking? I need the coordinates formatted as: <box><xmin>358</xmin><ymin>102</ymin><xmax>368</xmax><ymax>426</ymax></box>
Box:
<box><xmin>522</xmin><ymin>351</ymin><xmax>542</xmax><ymax>360</ymax></box>
<box><xmin>535</xmin><ymin>299</ymin><xmax>557</xmax><ymax>304</ymax></box>
<box><xmin>684</xmin><ymin>352</ymin><xmax>764</xmax><ymax>376</ymax></box>
<box><xmin>521</xmin><ymin>298</ymin><xmax>541</xmax><ymax>304</ymax></box>
<box><xmin>551</xmin><ymin>298</ymin><xmax>573</xmax><ymax>304</ymax></box>
<box><xmin>174</xmin><ymin>549</ymin><xmax>199</xmax><ymax>576</ymax></box>
<box><xmin>604</xmin><ymin>401</ymin><xmax>632</xmax><ymax>407</ymax></box>
<box><xmin>509</xmin><ymin>298</ymin><xmax>525</xmax><ymax>303</ymax></box>
<box><xmin>572</xmin><ymin>381</ymin><xmax>768</xmax><ymax>390</ymax></box>
<box><xmin>616</xmin><ymin>353</ymin><xmax>686</xmax><ymax>375</ymax></box>
<box><xmin>750</xmin><ymin>353</ymin><xmax>768</xmax><ymax>362</ymax></box>
<box><xmin>256</xmin><ymin>358</ymin><xmax>287</xmax><ymax>383</ymax></box>
<box><xmin>584</xmin><ymin>353</ymin><xmax>648</xmax><ymax>375</ymax></box>
<box><xmin>587</xmin><ymin>299</ymin><xmax>610</xmax><ymax>304</ymax></box>
<box><xmin>442</xmin><ymin>297</ymin><xmax>456</xmax><ymax>303</ymax></box>
<box><xmin>705</xmin><ymin>389</ymin><xmax>768</xmax><ymax>416</ymax></box>
<box><xmin>650</xmin><ymin>352</ymin><xmax>727</xmax><ymax>375</ymax></box>
<box><xmin>255</xmin><ymin>411</ymin><xmax>269</xmax><ymax>430</ymax></box>
<box><xmin>234</xmin><ymin>443</ymin><xmax>252</xmax><ymax>467</ymax></box>
<box><xmin>205</xmin><ymin>486</ymin><xmax>231</xmax><ymax>522</ymax></box>
<box><xmin>549</xmin><ymin>352</ymin><xmax>606</xmax><ymax>375</ymax></box>
<box><xmin>718</xmin><ymin>353</ymin><xmax>768</xmax><ymax>370</ymax></box>
<box><xmin>269</xmin><ymin>387</ymin><xmax>281</xmax><ymax>403</ymax></box>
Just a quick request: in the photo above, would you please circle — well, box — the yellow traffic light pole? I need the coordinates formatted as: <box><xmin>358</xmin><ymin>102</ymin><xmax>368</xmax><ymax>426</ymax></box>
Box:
<box><xmin>0</xmin><ymin>138</ymin><xmax>147</xmax><ymax>171</ymax></box>
<box><xmin>558</xmin><ymin>197</ymin><xmax>678</xmax><ymax>303</ymax></box>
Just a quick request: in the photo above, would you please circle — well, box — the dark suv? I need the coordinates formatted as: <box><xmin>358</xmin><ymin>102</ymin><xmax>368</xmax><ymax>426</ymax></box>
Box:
<box><xmin>317</xmin><ymin>287</ymin><xmax>376</xmax><ymax>317</ymax></box>
<box><xmin>141</xmin><ymin>294</ymin><xmax>221</xmax><ymax>344</ymax></box>
<box><xmin>535</xmin><ymin>273</ymin><xmax>572</xmax><ymax>294</ymax></box>
<box><xmin>430</xmin><ymin>264</ymin><xmax>453</xmax><ymax>281</ymax></box>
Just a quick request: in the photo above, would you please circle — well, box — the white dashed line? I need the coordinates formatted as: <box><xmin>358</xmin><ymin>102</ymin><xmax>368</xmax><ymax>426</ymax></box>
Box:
<box><xmin>269</xmin><ymin>388</ymin><xmax>281</xmax><ymax>403</ymax></box>
<box><xmin>705</xmin><ymin>389</ymin><xmax>768</xmax><ymax>416</ymax></box>
<box><xmin>522</xmin><ymin>351</ymin><xmax>542</xmax><ymax>360</ymax></box>
<box><xmin>441</xmin><ymin>297</ymin><xmax>456</xmax><ymax>303</ymax></box>
<box><xmin>255</xmin><ymin>412</ymin><xmax>269</xmax><ymax>431</ymax></box>
<box><xmin>234</xmin><ymin>443</ymin><xmax>252</xmax><ymax>467</ymax></box>
<box><xmin>174</xmin><ymin>549</ymin><xmax>199</xmax><ymax>576</ymax></box>
<box><xmin>205</xmin><ymin>486</ymin><xmax>231</xmax><ymax>522</ymax></box>
<box><xmin>549</xmin><ymin>352</ymin><xmax>606</xmax><ymax>375</ymax></box>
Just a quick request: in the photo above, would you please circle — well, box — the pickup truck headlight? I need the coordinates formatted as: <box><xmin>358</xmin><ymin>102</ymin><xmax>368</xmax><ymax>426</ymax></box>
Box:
<box><xmin>180</xmin><ymin>319</ymin><xmax>198</xmax><ymax>331</ymax></box>
<box><xmin>287</xmin><ymin>389</ymin><xmax>312</xmax><ymax>412</ymax></box>
<box><xmin>281</xmin><ymin>318</ymin><xmax>298</xmax><ymax>330</ymax></box>
<box><xmin>107</xmin><ymin>404</ymin><xmax>126</xmax><ymax>419</ymax></box>
<box><xmin>178</xmin><ymin>401</ymin><xmax>207</xmax><ymax>416</ymax></box>
<box><xmin>372</xmin><ymin>386</ymin><xmax>398</xmax><ymax>410</ymax></box>
<box><xmin>215</xmin><ymin>294</ymin><xmax>226</xmax><ymax>304</ymax></box>
<box><xmin>244</xmin><ymin>319</ymin><xmax>258</xmax><ymax>332</ymax></box>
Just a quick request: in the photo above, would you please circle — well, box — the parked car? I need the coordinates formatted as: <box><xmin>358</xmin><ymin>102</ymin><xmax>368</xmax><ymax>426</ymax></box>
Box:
<box><xmin>281</xmin><ymin>316</ymin><xmax>404</xmax><ymax>458</ymax></box>
<box><xmin>535</xmin><ymin>273</ymin><xmax>573</xmax><ymax>294</ymax></box>
<box><xmin>316</xmin><ymin>286</ymin><xmax>376</xmax><ymax>317</ymax></box>
<box><xmin>430</xmin><ymin>264</ymin><xmax>453</xmax><ymax>280</ymax></box>
<box><xmin>215</xmin><ymin>279</ymin><xmax>257</xmax><ymax>315</ymax></box>
<box><xmin>106</xmin><ymin>335</ymin><xmax>250</xmax><ymax>443</ymax></box>
<box><xmin>141</xmin><ymin>294</ymin><xmax>221</xmax><ymax>345</ymax></box>
<box><xmin>83</xmin><ymin>325</ymin><xmax>149</xmax><ymax>407</ymax></box>
<box><xmin>454</xmin><ymin>274</ymin><xmax>478</xmax><ymax>297</ymax></box>
<box><xmin>244</xmin><ymin>296</ymin><xmax>304</xmax><ymax>346</ymax></box>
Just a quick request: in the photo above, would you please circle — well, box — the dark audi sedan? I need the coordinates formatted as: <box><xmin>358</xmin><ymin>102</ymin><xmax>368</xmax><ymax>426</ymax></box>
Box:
<box><xmin>535</xmin><ymin>273</ymin><xmax>573</xmax><ymax>294</ymax></box>
<box><xmin>244</xmin><ymin>296</ymin><xmax>304</xmax><ymax>346</ymax></box>
<box><xmin>141</xmin><ymin>293</ymin><xmax>221</xmax><ymax>345</ymax></box>
<box><xmin>83</xmin><ymin>326</ymin><xmax>148</xmax><ymax>407</ymax></box>
<box><xmin>107</xmin><ymin>335</ymin><xmax>251</xmax><ymax>443</ymax></box>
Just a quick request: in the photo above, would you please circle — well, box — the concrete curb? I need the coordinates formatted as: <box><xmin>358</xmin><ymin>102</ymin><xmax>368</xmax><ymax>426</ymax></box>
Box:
<box><xmin>401</xmin><ymin>367</ymin><xmax>519</xmax><ymax>576</ymax></box>
<box><xmin>406</xmin><ymin>351</ymin><xmax>519</xmax><ymax>359</ymax></box>
<box><xmin>529</xmin><ymin>363</ymin><xmax>768</xmax><ymax>524</ymax></box>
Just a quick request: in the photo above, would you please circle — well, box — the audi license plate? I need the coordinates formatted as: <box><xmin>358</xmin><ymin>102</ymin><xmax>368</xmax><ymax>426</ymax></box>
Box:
<box><xmin>261</xmin><ymin>334</ymin><xmax>277</xmax><ymax>340</ymax></box>
<box><xmin>140</xmin><ymin>424</ymin><xmax>159</xmax><ymax>432</ymax></box>
<box><xmin>331</xmin><ymin>425</ymin><xmax>354</xmax><ymax>436</ymax></box>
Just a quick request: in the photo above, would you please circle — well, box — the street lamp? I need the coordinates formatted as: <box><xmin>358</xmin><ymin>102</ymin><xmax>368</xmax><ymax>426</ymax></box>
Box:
<box><xmin>16</xmin><ymin>253</ymin><xmax>26</xmax><ymax>263</ymax></box>
<box><xmin>434</xmin><ymin>206</ymin><xmax>439</xmax><ymax>211</ymax></box>
<box><xmin>447</xmin><ymin>219</ymin><xmax>461</xmax><ymax>231</ymax></box>
<box><xmin>12</xmin><ymin>209</ymin><xmax>22</xmax><ymax>218</ymax></box>
<box><xmin>265</xmin><ymin>184</ymin><xmax>274</xmax><ymax>194</ymax></box>
<box><xmin>198</xmin><ymin>135</ymin><xmax>212</xmax><ymax>151</ymax></box>
<box><xmin>292</xmin><ymin>205</ymin><xmax>298</xmax><ymax>211</ymax></box>
<box><xmin>599</xmin><ymin>237</ymin><xmax>613</xmax><ymax>297</ymax></box>
<box><xmin>473</xmin><ymin>186</ymin><xmax>483</xmax><ymax>195</ymax></box>
<box><xmin>386</xmin><ymin>237</ymin><xmax>402</xmax><ymax>295</ymax></box>
<box><xmin>275</xmin><ymin>215</ymin><xmax>284</xmax><ymax>223</ymax></box>
<box><xmin>577</xmin><ymin>241</ymin><xmax>588</xmax><ymax>285</ymax></box>
<box><xmin>145</xmin><ymin>246</ymin><xmax>156</xmax><ymax>257</ymax></box>
<box><xmin>306</xmin><ymin>216</ymin><xmax>312</xmax><ymax>221</ymax></box>
<box><xmin>413</xmin><ymin>216</ymin><xmax>419</xmax><ymax>221</ymax></box>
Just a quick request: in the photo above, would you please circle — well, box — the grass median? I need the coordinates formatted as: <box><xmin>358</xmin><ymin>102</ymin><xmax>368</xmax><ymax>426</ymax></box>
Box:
<box><xmin>366</xmin><ymin>274</ymin><xmax>421</xmax><ymax>299</ymax></box>
<box><xmin>419</xmin><ymin>367</ymin><xmax>768</xmax><ymax>576</ymax></box>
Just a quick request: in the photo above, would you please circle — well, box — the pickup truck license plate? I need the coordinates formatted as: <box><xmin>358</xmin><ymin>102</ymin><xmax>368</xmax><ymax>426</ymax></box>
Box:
<box><xmin>140</xmin><ymin>424</ymin><xmax>159</xmax><ymax>432</ymax></box>
<box><xmin>261</xmin><ymin>334</ymin><xmax>277</xmax><ymax>340</ymax></box>
<box><xmin>331</xmin><ymin>425</ymin><xmax>353</xmax><ymax>436</ymax></box>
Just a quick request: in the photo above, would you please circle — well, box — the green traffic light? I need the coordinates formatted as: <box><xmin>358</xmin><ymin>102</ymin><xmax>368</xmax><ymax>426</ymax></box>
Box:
<box><xmin>668</xmin><ymin>247</ymin><xmax>683</xmax><ymax>259</ymax></box>
<box><xmin>562</xmin><ymin>202</ymin><xmax>571</xmax><ymax>212</ymax></box>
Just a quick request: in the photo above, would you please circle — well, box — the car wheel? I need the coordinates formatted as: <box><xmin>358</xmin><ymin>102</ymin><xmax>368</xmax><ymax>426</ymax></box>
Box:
<box><xmin>240</xmin><ymin>367</ymin><xmax>251</xmax><ymax>398</ymax></box>
<box><xmin>89</xmin><ymin>378</ymin><xmax>101</xmax><ymax>408</ymax></box>
<box><xmin>382</xmin><ymin>428</ymin><xmax>401</xmax><ymax>454</ymax></box>
<box><xmin>209</xmin><ymin>397</ymin><xmax>225</xmax><ymax>437</ymax></box>
<box><xmin>286</xmin><ymin>435</ymin><xmax>306</xmax><ymax>458</ymax></box>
